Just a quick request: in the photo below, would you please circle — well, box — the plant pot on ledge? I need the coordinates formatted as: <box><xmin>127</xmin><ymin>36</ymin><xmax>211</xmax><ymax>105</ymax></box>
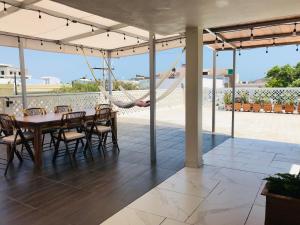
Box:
<box><xmin>298</xmin><ymin>104</ymin><xmax>300</xmax><ymax>114</ymax></box>
<box><xmin>252</xmin><ymin>103</ymin><xmax>261</xmax><ymax>112</ymax></box>
<box><xmin>242</xmin><ymin>103</ymin><xmax>251</xmax><ymax>112</ymax></box>
<box><xmin>234</xmin><ymin>102</ymin><xmax>242</xmax><ymax>111</ymax></box>
<box><xmin>273</xmin><ymin>104</ymin><xmax>282</xmax><ymax>113</ymax></box>
<box><xmin>225</xmin><ymin>104</ymin><xmax>232</xmax><ymax>111</ymax></box>
<box><xmin>263</xmin><ymin>103</ymin><xmax>272</xmax><ymax>113</ymax></box>
<box><xmin>285</xmin><ymin>104</ymin><xmax>294</xmax><ymax>113</ymax></box>
<box><xmin>262</xmin><ymin>173</ymin><xmax>300</xmax><ymax>225</ymax></box>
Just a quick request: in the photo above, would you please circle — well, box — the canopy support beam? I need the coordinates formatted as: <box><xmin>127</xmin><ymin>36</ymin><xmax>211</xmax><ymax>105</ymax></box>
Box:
<box><xmin>18</xmin><ymin>38</ymin><xmax>27</xmax><ymax>109</ymax></box>
<box><xmin>231</xmin><ymin>49</ymin><xmax>236</xmax><ymax>138</ymax></box>
<box><xmin>149</xmin><ymin>32</ymin><xmax>156</xmax><ymax>164</ymax></box>
<box><xmin>212</xmin><ymin>50</ymin><xmax>217</xmax><ymax>133</ymax></box>
<box><xmin>107</xmin><ymin>51</ymin><xmax>112</xmax><ymax>95</ymax></box>
<box><xmin>185</xmin><ymin>26</ymin><xmax>203</xmax><ymax>168</ymax></box>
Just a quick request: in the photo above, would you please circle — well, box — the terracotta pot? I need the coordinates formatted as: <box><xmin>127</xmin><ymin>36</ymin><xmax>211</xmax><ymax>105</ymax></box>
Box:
<box><xmin>225</xmin><ymin>104</ymin><xmax>232</xmax><ymax>111</ymax></box>
<box><xmin>273</xmin><ymin>104</ymin><xmax>282</xmax><ymax>113</ymax></box>
<box><xmin>242</xmin><ymin>103</ymin><xmax>251</xmax><ymax>112</ymax></box>
<box><xmin>298</xmin><ymin>104</ymin><xmax>300</xmax><ymax>114</ymax></box>
<box><xmin>263</xmin><ymin>103</ymin><xmax>272</xmax><ymax>113</ymax></box>
<box><xmin>285</xmin><ymin>104</ymin><xmax>294</xmax><ymax>113</ymax></box>
<box><xmin>252</xmin><ymin>103</ymin><xmax>261</xmax><ymax>112</ymax></box>
<box><xmin>262</xmin><ymin>185</ymin><xmax>300</xmax><ymax>225</ymax></box>
<box><xmin>234</xmin><ymin>103</ymin><xmax>242</xmax><ymax>111</ymax></box>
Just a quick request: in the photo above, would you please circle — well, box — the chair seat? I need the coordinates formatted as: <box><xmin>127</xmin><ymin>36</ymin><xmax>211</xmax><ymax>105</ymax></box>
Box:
<box><xmin>90</xmin><ymin>125</ymin><xmax>111</xmax><ymax>133</ymax></box>
<box><xmin>54</xmin><ymin>131</ymin><xmax>85</xmax><ymax>141</ymax></box>
<box><xmin>1</xmin><ymin>131</ymin><xmax>34</xmax><ymax>144</ymax></box>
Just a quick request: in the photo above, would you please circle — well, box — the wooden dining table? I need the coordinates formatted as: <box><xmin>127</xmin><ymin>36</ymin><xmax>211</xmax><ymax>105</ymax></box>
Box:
<box><xmin>15</xmin><ymin>109</ymin><xmax>118</xmax><ymax>168</ymax></box>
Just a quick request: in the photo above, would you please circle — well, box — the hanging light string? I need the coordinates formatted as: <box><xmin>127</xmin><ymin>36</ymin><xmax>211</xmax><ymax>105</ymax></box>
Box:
<box><xmin>293</xmin><ymin>23</ymin><xmax>297</xmax><ymax>36</ymax></box>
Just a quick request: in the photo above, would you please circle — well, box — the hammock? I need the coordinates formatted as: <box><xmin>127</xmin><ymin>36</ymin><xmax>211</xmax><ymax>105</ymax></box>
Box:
<box><xmin>82</xmin><ymin>48</ymin><xmax>185</xmax><ymax>108</ymax></box>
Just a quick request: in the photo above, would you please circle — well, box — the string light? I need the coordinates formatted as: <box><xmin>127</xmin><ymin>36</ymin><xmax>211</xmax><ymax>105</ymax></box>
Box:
<box><xmin>137</xmin><ymin>37</ymin><xmax>140</xmax><ymax>44</ymax></box>
<box><xmin>166</xmin><ymin>41</ymin><xmax>168</xmax><ymax>46</ymax></box>
<box><xmin>3</xmin><ymin>1</ymin><xmax>7</xmax><ymax>13</ymax></box>
<box><xmin>66</xmin><ymin>18</ymin><xmax>69</xmax><ymax>27</ymax></box>
<box><xmin>40</xmin><ymin>40</ymin><xmax>43</xmax><ymax>46</ymax></box>
<box><xmin>266</xmin><ymin>46</ymin><xmax>269</xmax><ymax>53</ymax></box>
<box><xmin>38</xmin><ymin>10</ymin><xmax>41</xmax><ymax>19</ymax></box>
<box><xmin>216</xmin><ymin>51</ymin><xmax>218</xmax><ymax>57</ymax></box>
<box><xmin>91</xmin><ymin>25</ymin><xmax>94</xmax><ymax>33</ymax></box>
<box><xmin>272</xmin><ymin>38</ymin><xmax>276</xmax><ymax>46</ymax></box>
<box><xmin>222</xmin><ymin>41</ymin><xmax>225</xmax><ymax>50</ymax></box>
<box><xmin>296</xmin><ymin>44</ymin><xmax>299</xmax><ymax>52</ymax></box>
<box><xmin>238</xmin><ymin>49</ymin><xmax>241</xmax><ymax>56</ymax></box>
<box><xmin>117</xmin><ymin>50</ymin><xmax>119</xmax><ymax>55</ymax></box>
<box><xmin>123</xmin><ymin>33</ymin><xmax>126</xmax><ymax>40</ymax></box>
<box><xmin>240</xmin><ymin>41</ymin><xmax>243</xmax><ymax>49</ymax></box>
<box><xmin>133</xmin><ymin>47</ymin><xmax>135</xmax><ymax>53</ymax></box>
<box><xmin>215</xmin><ymin>35</ymin><xmax>218</xmax><ymax>44</ymax></box>
<box><xmin>162</xmin><ymin>42</ymin><xmax>164</xmax><ymax>47</ymax></box>
<box><xmin>293</xmin><ymin>23</ymin><xmax>297</xmax><ymax>36</ymax></box>
<box><xmin>250</xmin><ymin>28</ymin><xmax>254</xmax><ymax>41</ymax></box>
<box><xmin>91</xmin><ymin>48</ymin><xmax>93</xmax><ymax>54</ymax></box>
<box><xmin>107</xmin><ymin>31</ymin><xmax>110</xmax><ymax>37</ymax></box>
<box><xmin>59</xmin><ymin>44</ymin><xmax>62</xmax><ymax>50</ymax></box>
<box><xmin>76</xmin><ymin>46</ymin><xmax>78</xmax><ymax>51</ymax></box>
<box><xmin>179</xmin><ymin>38</ymin><xmax>182</xmax><ymax>44</ymax></box>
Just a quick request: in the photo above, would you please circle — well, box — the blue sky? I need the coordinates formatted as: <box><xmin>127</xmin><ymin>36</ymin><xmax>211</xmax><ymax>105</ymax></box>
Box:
<box><xmin>0</xmin><ymin>44</ymin><xmax>300</xmax><ymax>83</ymax></box>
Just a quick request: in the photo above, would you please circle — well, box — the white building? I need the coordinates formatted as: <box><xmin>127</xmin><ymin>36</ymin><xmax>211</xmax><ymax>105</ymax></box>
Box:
<box><xmin>0</xmin><ymin>64</ymin><xmax>30</xmax><ymax>84</ymax></box>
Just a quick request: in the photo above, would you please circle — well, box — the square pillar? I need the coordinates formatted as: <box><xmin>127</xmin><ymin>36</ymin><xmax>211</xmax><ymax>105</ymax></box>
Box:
<box><xmin>18</xmin><ymin>38</ymin><xmax>27</xmax><ymax>109</ymax></box>
<box><xmin>185</xmin><ymin>27</ymin><xmax>203</xmax><ymax>168</ymax></box>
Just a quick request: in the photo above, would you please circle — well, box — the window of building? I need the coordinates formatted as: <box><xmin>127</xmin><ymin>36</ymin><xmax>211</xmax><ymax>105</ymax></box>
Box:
<box><xmin>1</xmin><ymin>71</ymin><xmax>4</xmax><ymax>75</ymax></box>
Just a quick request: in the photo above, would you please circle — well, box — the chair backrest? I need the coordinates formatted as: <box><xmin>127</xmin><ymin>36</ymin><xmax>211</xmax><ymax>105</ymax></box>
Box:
<box><xmin>0</xmin><ymin>114</ymin><xmax>16</xmax><ymax>136</ymax></box>
<box><xmin>93</xmin><ymin>108</ymin><xmax>111</xmax><ymax>124</ymax></box>
<box><xmin>95</xmin><ymin>104</ymin><xmax>112</xmax><ymax>110</ymax></box>
<box><xmin>60</xmin><ymin>111</ymin><xmax>86</xmax><ymax>129</ymax></box>
<box><xmin>54</xmin><ymin>105</ymin><xmax>72</xmax><ymax>113</ymax></box>
<box><xmin>23</xmin><ymin>107</ymin><xmax>47</xmax><ymax>116</ymax></box>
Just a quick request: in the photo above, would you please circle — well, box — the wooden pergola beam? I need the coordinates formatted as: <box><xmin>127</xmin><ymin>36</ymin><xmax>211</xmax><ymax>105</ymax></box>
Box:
<box><xmin>210</xmin><ymin>16</ymin><xmax>300</xmax><ymax>33</ymax></box>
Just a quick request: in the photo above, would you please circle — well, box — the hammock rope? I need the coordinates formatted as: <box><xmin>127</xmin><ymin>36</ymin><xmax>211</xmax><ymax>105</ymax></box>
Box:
<box><xmin>81</xmin><ymin>48</ymin><xmax>185</xmax><ymax>108</ymax></box>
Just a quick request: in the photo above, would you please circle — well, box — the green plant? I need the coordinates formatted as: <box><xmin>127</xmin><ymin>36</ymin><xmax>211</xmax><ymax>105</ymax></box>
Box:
<box><xmin>240</xmin><ymin>92</ymin><xmax>249</xmax><ymax>104</ymax></box>
<box><xmin>223</xmin><ymin>92</ymin><xmax>232</xmax><ymax>105</ymax></box>
<box><xmin>262</xmin><ymin>97</ymin><xmax>271</xmax><ymax>104</ymax></box>
<box><xmin>283</xmin><ymin>93</ymin><xmax>296</xmax><ymax>105</ymax></box>
<box><xmin>253</xmin><ymin>96</ymin><xmax>261</xmax><ymax>104</ymax></box>
<box><xmin>274</xmin><ymin>95</ymin><xmax>283</xmax><ymax>105</ymax></box>
<box><xmin>264</xmin><ymin>173</ymin><xmax>300</xmax><ymax>199</ymax></box>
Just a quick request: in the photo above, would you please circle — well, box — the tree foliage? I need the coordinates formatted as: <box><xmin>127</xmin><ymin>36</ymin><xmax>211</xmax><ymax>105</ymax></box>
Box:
<box><xmin>265</xmin><ymin>63</ymin><xmax>300</xmax><ymax>87</ymax></box>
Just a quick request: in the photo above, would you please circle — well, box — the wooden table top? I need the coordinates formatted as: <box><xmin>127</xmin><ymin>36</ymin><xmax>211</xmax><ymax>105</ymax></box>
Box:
<box><xmin>15</xmin><ymin>109</ymin><xmax>117</xmax><ymax>127</ymax></box>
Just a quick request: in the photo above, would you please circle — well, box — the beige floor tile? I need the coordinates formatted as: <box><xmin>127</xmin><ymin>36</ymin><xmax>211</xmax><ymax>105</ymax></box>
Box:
<box><xmin>245</xmin><ymin>205</ymin><xmax>265</xmax><ymax>225</ymax></box>
<box><xmin>161</xmin><ymin>218</ymin><xmax>191</xmax><ymax>225</ymax></box>
<box><xmin>100</xmin><ymin>207</ymin><xmax>165</xmax><ymax>225</ymax></box>
<box><xmin>128</xmin><ymin>188</ymin><xmax>202</xmax><ymax>222</ymax></box>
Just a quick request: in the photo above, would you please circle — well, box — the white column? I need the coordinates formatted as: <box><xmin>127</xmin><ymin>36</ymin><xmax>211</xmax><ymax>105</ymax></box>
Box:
<box><xmin>107</xmin><ymin>51</ymin><xmax>112</xmax><ymax>95</ymax></box>
<box><xmin>231</xmin><ymin>49</ymin><xmax>236</xmax><ymax>138</ymax></box>
<box><xmin>18</xmin><ymin>38</ymin><xmax>27</xmax><ymax>109</ymax></box>
<box><xmin>149</xmin><ymin>32</ymin><xmax>156</xmax><ymax>164</ymax></box>
<box><xmin>185</xmin><ymin>27</ymin><xmax>203</xmax><ymax>168</ymax></box>
<box><xmin>212</xmin><ymin>50</ymin><xmax>217</xmax><ymax>133</ymax></box>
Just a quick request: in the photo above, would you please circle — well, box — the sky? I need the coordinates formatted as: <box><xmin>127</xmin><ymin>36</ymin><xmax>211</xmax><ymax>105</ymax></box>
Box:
<box><xmin>0</xmin><ymin>44</ymin><xmax>300</xmax><ymax>83</ymax></box>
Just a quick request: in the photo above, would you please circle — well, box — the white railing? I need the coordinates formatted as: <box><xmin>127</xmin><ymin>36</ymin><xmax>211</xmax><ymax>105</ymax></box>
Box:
<box><xmin>0</xmin><ymin>89</ymin><xmax>185</xmax><ymax>116</ymax></box>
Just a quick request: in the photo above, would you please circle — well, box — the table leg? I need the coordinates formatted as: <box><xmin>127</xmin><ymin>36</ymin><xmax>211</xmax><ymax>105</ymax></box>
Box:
<box><xmin>112</xmin><ymin>114</ymin><xmax>118</xmax><ymax>140</ymax></box>
<box><xmin>33</xmin><ymin>127</ymin><xmax>42</xmax><ymax>168</ymax></box>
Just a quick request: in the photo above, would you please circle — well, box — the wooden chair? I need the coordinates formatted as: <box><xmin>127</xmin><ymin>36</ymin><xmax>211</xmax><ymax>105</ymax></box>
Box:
<box><xmin>52</xmin><ymin>111</ymin><xmax>92</xmax><ymax>163</ymax></box>
<box><xmin>95</xmin><ymin>104</ymin><xmax>112</xmax><ymax>110</ymax></box>
<box><xmin>88</xmin><ymin>108</ymin><xmax>119</xmax><ymax>156</ymax></box>
<box><xmin>0</xmin><ymin>114</ymin><xmax>34</xmax><ymax>175</ymax></box>
<box><xmin>54</xmin><ymin>105</ymin><xmax>72</xmax><ymax>113</ymax></box>
<box><xmin>23</xmin><ymin>107</ymin><xmax>55</xmax><ymax>149</ymax></box>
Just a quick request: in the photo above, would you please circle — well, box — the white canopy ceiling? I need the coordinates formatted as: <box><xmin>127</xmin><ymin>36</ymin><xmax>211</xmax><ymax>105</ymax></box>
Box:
<box><xmin>0</xmin><ymin>0</ymin><xmax>183</xmax><ymax>57</ymax></box>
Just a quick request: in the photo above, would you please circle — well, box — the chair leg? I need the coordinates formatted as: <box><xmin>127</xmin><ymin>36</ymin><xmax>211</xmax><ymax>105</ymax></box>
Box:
<box><xmin>64</xmin><ymin>141</ymin><xmax>73</xmax><ymax>163</ymax></box>
<box><xmin>49</xmin><ymin>132</ymin><xmax>55</xmax><ymax>148</ymax></box>
<box><xmin>111</xmin><ymin>131</ymin><xmax>120</xmax><ymax>153</ymax></box>
<box><xmin>73</xmin><ymin>139</ymin><xmax>80</xmax><ymax>157</ymax></box>
<box><xmin>23</xmin><ymin>141</ymin><xmax>35</xmax><ymax>161</ymax></box>
<box><xmin>84</xmin><ymin>136</ymin><xmax>93</xmax><ymax>159</ymax></box>
<box><xmin>80</xmin><ymin>139</ymin><xmax>84</xmax><ymax>147</ymax></box>
<box><xmin>14</xmin><ymin>147</ymin><xmax>23</xmax><ymax>162</ymax></box>
<box><xmin>52</xmin><ymin>139</ymin><xmax>60</xmax><ymax>163</ymax></box>
<box><xmin>42</xmin><ymin>134</ymin><xmax>45</xmax><ymax>146</ymax></box>
<box><xmin>4</xmin><ymin>146</ymin><xmax>15</xmax><ymax>176</ymax></box>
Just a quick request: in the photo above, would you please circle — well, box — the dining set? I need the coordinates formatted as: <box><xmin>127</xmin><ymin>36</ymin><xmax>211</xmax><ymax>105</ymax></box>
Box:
<box><xmin>0</xmin><ymin>104</ymin><xmax>119</xmax><ymax>175</ymax></box>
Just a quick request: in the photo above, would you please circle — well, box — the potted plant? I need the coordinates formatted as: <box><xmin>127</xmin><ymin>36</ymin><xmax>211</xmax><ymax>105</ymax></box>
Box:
<box><xmin>223</xmin><ymin>92</ymin><xmax>232</xmax><ymax>111</ymax></box>
<box><xmin>234</xmin><ymin>96</ymin><xmax>242</xmax><ymax>111</ymax></box>
<box><xmin>262</xmin><ymin>172</ymin><xmax>300</xmax><ymax>225</ymax></box>
<box><xmin>273</xmin><ymin>97</ymin><xmax>283</xmax><ymax>113</ymax></box>
<box><xmin>252</xmin><ymin>96</ymin><xmax>261</xmax><ymax>112</ymax></box>
<box><xmin>241</xmin><ymin>92</ymin><xmax>251</xmax><ymax>112</ymax></box>
<box><xmin>262</xmin><ymin>97</ymin><xmax>272</xmax><ymax>113</ymax></box>
<box><xmin>284</xmin><ymin>97</ymin><xmax>295</xmax><ymax>114</ymax></box>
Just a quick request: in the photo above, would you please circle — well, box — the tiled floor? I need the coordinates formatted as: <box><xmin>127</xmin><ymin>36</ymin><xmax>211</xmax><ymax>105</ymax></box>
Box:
<box><xmin>101</xmin><ymin>138</ymin><xmax>300</xmax><ymax>225</ymax></box>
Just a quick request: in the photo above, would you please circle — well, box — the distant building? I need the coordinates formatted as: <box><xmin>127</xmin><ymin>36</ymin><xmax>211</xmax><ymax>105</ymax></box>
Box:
<box><xmin>0</xmin><ymin>64</ymin><xmax>30</xmax><ymax>84</ymax></box>
<box><xmin>40</xmin><ymin>76</ymin><xmax>61</xmax><ymax>85</ymax></box>
<box><xmin>72</xmin><ymin>76</ymin><xmax>93</xmax><ymax>84</ymax></box>
<box><xmin>237</xmin><ymin>78</ymin><xmax>266</xmax><ymax>88</ymax></box>
<box><xmin>131</xmin><ymin>75</ymin><xmax>150</xmax><ymax>81</ymax></box>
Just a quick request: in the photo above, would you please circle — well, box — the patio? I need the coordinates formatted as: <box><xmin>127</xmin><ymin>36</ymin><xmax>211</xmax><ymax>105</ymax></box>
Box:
<box><xmin>0</xmin><ymin>118</ymin><xmax>228</xmax><ymax>225</ymax></box>
<box><xmin>101</xmin><ymin>137</ymin><xmax>300</xmax><ymax>225</ymax></box>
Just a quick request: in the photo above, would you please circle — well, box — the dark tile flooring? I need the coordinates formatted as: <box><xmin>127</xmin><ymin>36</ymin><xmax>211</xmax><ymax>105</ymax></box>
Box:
<box><xmin>0</xmin><ymin>120</ymin><xmax>229</xmax><ymax>225</ymax></box>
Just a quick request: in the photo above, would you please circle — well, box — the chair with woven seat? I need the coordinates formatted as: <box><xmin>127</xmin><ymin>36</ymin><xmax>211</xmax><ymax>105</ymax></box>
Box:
<box><xmin>88</xmin><ymin>108</ymin><xmax>119</xmax><ymax>156</ymax></box>
<box><xmin>52</xmin><ymin>111</ymin><xmax>92</xmax><ymax>163</ymax></box>
<box><xmin>95</xmin><ymin>104</ymin><xmax>112</xmax><ymax>110</ymax></box>
<box><xmin>23</xmin><ymin>107</ymin><xmax>55</xmax><ymax>149</ymax></box>
<box><xmin>0</xmin><ymin>114</ymin><xmax>34</xmax><ymax>175</ymax></box>
<box><xmin>54</xmin><ymin>105</ymin><xmax>72</xmax><ymax>113</ymax></box>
